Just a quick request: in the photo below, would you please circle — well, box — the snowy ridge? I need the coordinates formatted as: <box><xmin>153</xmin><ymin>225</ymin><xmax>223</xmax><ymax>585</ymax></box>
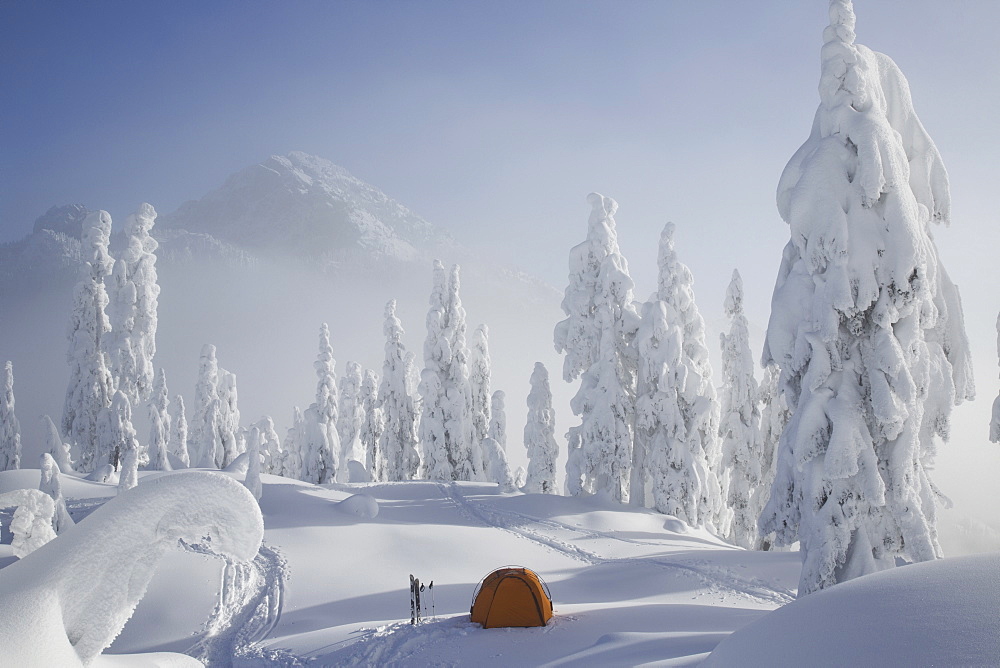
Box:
<box><xmin>159</xmin><ymin>152</ymin><xmax>452</xmax><ymax>262</ymax></box>
<box><xmin>0</xmin><ymin>229</ymin><xmax>82</xmax><ymax>286</ymax></box>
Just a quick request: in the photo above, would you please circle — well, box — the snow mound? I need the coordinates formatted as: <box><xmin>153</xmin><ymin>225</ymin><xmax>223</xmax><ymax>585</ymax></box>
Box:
<box><xmin>0</xmin><ymin>471</ymin><xmax>264</xmax><ymax>666</ymax></box>
<box><xmin>704</xmin><ymin>553</ymin><xmax>1000</xmax><ymax>667</ymax></box>
<box><xmin>663</xmin><ymin>517</ymin><xmax>688</xmax><ymax>534</ymax></box>
<box><xmin>336</xmin><ymin>493</ymin><xmax>379</xmax><ymax>519</ymax></box>
<box><xmin>347</xmin><ymin>459</ymin><xmax>371</xmax><ymax>483</ymax></box>
<box><xmin>223</xmin><ymin>451</ymin><xmax>249</xmax><ymax>474</ymax></box>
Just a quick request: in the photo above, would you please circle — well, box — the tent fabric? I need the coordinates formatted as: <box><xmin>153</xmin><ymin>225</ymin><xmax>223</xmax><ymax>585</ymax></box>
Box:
<box><xmin>470</xmin><ymin>566</ymin><xmax>553</xmax><ymax>628</ymax></box>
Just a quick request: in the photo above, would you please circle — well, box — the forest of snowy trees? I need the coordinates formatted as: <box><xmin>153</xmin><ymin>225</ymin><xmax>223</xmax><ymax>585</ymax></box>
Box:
<box><xmin>0</xmin><ymin>0</ymin><xmax>997</xmax><ymax>601</ymax></box>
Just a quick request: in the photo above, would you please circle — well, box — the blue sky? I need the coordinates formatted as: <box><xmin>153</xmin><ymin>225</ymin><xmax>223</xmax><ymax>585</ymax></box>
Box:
<box><xmin>2</xmin><ymin>1</ymin><xmax>998</xmax><ymax>320</ymax></box>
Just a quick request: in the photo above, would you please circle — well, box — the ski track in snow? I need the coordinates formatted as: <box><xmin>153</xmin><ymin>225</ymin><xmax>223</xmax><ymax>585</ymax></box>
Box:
<box><xmin>186</xmin><ymin>541</ymin><xmax>297</xmax><ymax>667</ymax></box>
<box><xmin>440</xmin><ymin>483</ymin><xmax>795</xmax><ymax>606</ymax></box>
<box><xmin>323</xmin><ymin>618</ymin><xmax>484</xmax><ymax>667</ymax></box>
<box><xmin>325</xmin><ymin>484</ymin><xmax>792</xmax><ymax>667</ymax></box>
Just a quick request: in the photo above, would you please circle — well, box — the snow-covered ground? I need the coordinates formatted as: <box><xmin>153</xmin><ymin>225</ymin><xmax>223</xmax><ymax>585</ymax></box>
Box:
<box><xmin>3</xmin><ymin>467</ymin><xmax>992</xmax><ymax>667</ymax></box>
<box><xmin>0</xmin><ymin>468</ymin><xmax>799</xmax><ymax>665</ymax></box>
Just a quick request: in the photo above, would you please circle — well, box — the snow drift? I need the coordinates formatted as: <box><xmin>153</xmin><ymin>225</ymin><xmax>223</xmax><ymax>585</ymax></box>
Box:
<box><xmin>704</xmin><ymin>552</ymin><xmax>1000</xmax><ymax>667</ymax></box>
<box><xmin>0</xmin><ymin>472</ymin><xmax>264</xmax><ymax>666</ymax></box>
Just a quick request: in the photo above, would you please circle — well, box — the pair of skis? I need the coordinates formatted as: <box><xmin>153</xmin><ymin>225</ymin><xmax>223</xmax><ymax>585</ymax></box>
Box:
<box><xmin>409</xmin><ymin>574</ymin><xmax>435</xmax><ymax>624</ymax></box>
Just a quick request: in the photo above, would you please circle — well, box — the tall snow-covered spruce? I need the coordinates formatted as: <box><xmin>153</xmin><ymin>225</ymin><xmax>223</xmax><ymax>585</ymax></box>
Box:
<box><xmin>216</xmin><ymin>369</ymin><xmax>242</xmax><ymax>468</ymax></box>
<box><xmin>379</xmin><ymin>300</ymin><xmax>419</xmax><ymax>481</ymax></box>
<box><xmin>633</xmin><ymin>223</ymin><xmax>726</xmax><ymax>534</ymax></box>
<box><xmin>756</xmin><ymin>364</ymin><xmax>788</xmax><ymax>550</ymax></box>
<box><xmin>100</xmin><ymin>391</ymin><xmax>139</xmax><ymax>484</ymax></box>
<box><xmin>523</xmin><ymin>362</ymin><xmax>558</xmax><ymax>494</ymax></box>
<box><xmin>554</xmin><ymin>193</ymin><xmax>640</xmax><ymax>502</ymax></box>
<box><xmin>147</xmin><ymin>368</ymin><xmax>171</xmax><ymax>471</ymax></box>
<box><xmin>63</xmin><ymin>211</ymin><xmax>116</xmax><ymax>473</ymax></box>
<box><xmin>470</xmin><ymin>325</ymin><xmax>493</xmax><ymax>465</ymax></box>
<box><xmin>244</xmin><ymin>426</ymin><xmax>263</xmax><ymax>501</ymax></box>
<box><xmin>445</xmin><ymin>264</ymin><xmax>479</xmax><ymax>480</ymax></box>
<box><xmin>718</xmin><ymin>270</ymin><xmax>764</xmax><ymax>549</ymax></box>
<box><xmin>105</xmin><ymin>203</ymin><xmax>159</xmax><ymax>408</ymax></box>
<box><xmin>482</xmin><ymin>390</ymin><xmax>512</xmax><ymax>489</ymax></box>
<box><xmin>301</xmin><ymin>323</ymin><xmax>340</xmax><ymax>484</ymax></box>
<box><xmin>0</xmin><ymin>362</ymin><xmax>21</xmax><ymax>472</ymax></box>
<box><xmin>188</xmin><ymin>344</ymin><xmax>221</xmax><ymax>469</ymax></box>
<box><xmin>337</xmin><ymin>361</ymin><xmax>364</xmax><ymax>480</ymax></box>
<box><xmin>419</xmin><ymin>261</ymin><xmax>476</xmax><ymax>481</ymax></box>
<box><xmin>361</xmin><ymin>369</ymin><xmax>385</xmax><ymax>481</ymax></box>
<box><xmin>761</xmin><ymin>0</ymin><xmax>975</xmax><ymax>595</ymax></box>
<box><xmin>170</xmin><ymin>394</ymin><xmax>190</xmax><ymax>468</ymax></box>
<box><xmin>419</xmin><ymin>263</ymin><xmax>451</xmax><ymax>480</ymax></box>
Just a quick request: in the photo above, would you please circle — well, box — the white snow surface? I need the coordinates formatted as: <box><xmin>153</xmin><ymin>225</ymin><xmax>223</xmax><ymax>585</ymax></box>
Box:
<box><xmin>704</xmin><ymin>552</ymin><xmax>1000</xmax><ymax>667</ymax></box>
<box><xmin>0</xmin><ymin>470</ymin><xmax>263</xmax><ymax>666</ymax></box>
<box><xmin>1</xmin><ymin>467</ymin><xmax>995</xmax><ymax>666</ymax></box>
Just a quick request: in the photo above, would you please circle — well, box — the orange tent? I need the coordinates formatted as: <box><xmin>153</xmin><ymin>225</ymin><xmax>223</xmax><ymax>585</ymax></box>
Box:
<box><xmin>470</xmin><ymin>566</ymin><xmax>553</xmax><ymax>629</ymax></box>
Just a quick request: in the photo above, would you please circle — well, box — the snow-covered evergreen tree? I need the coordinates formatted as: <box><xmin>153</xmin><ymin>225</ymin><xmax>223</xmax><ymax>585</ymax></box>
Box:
<box><xmin>98</xmin><ymin>390</ymin><xmax>139</xmax><ymax>484</ymax></box>
<box><xmin>118</xmin><ymin>435</ymin><xmax>139</xmax><ymax>493</ymax></box>
<box><xmin>635</xmin><ymin>299</ymin><xmax>690</xmax><ymax>521</ymax></box>
<box><xmin>760</xmin><ymin>0</ymin><xmax>975</xmax><ymax>595</ymax></box>
<box><xmin>300</xmin><ymin>404</ymin><xmax>334</xmax><ymax>484</ymax></box>
<box><xmin>482</xmin><ymin>437</ymin><xmax>515</xmax><ymax>492</ymax></box>
<box><xmin>718</xmin><ymin>270</ymin><xmax>763</xmax><ymax>549</ymax></box>
<box><xmin>337</xmin><ymin>361</ymin><xmax>364</xmax><ymax>481</ymax></box>
<box><xmin>554</xmin><ymin>193</ymin><xmax>640</xmax><ymax>502</ymax></box>
<box><xmin>420</xmin><ymin>261</ymin><xmax>476</xmax><ymax>481</ymax></box>
<box><xmin>361</xmin><ymin>369</ymin><xmax>385</xmax><ymax>481</ymax></box>
<box><xmin>189</xmin><ymin>344</ymin><xmax>221</xmax><ymax>468</ymax></box>
<box><xmin>1</xmin><ymin>489</ymin><xmax>57</xmax><ymax>559</ymax></box>
<box><xmin>564</xmin><ymin>428</ymin><xmax>585</xmax><ymax>496</ymax></box>
<box><xmin>217</xmin><ymin>369</ymin><xmax>242</xmax><ymax>467</ymax></box>
<box><xmin>244</xmin><ymin>426</ymin><xmax>263</xmax><ymax>501</ymax></box>
<box><xmin>305</xmin><ymin>324</ymin><xmax>340</xmax><ymax>484</ymax></box>
<box><xmin>170</xmin><ymin>394</ymin><xmax>190</xmax><ymax>468</ymax></box>
<box><xmin>39</xmin><ymin>453</ymin><xmax>74</xmax><ymax>534</ymax></box>
<box><xmin>280</xmin><ymin>408</ymin><xmax>305</xmax><ymax>480</ymax></box>
<box><xmin>513</xmin><ymin>466</ymin><xmax>527</xmax><ymax>491</ymax></box>
<box><xmin>42</xmin><ymin>415</ymin><xmax>73</xmax><ymax>473</ymax></box>
<box><xmin>105</xmin><ymin>203</ymin><xmax>159</xmax><ymax>407</ymax></box>
<box><xmin>523</xmin><ymin>362</ymin><xmax>558</xmax><ymax>494</ymax></box>
<box><xmin>443</xmin><ymin>264</ymin><xmax>478</xmax><ymax>480</ymax></box>
<box><xmin>489</xmin><ymin>390</ymin><xmax>507</xmax><ymax>452</ymax></box>
<box><xmin>470</xmin><ymin>324</ymin><xmax>493</xmax><ymax>465</ymax></box>
<box><xmin>756</xmin><ymin>364</ymin><xmax>788</xmax><ymax>550</ymax></box>
<box><xmin>147</xmin><ymin>368</ymin><xmax>171</xmax><ymax>471</ymax></box>
<box><xmin>254</xmin><ymin>416</ymin><xmax>282</xmax><ymax>475</ymax></box>
<box><xmin>378</xmin><ymin>300</ymin><xmax>420</xmax><ymax>481</ymax></box>
<box><xmin>0</xmin><ymin>361</ymin><xmax>21</xmax><ymax>472</ymax></box>
<box><xmin>991</xmin><ymin>313</ymin><xmax>1000</xmax><ymax>443</ymax></box>
<box><xmin>63</xmin><ymin>211</ymin><xmax>115</xmax><ymax>473</ymax></box>
<box><xmin>634</xmin><ymin>223</ymin><xmax>727</xmax><ymax>533</ymax></box>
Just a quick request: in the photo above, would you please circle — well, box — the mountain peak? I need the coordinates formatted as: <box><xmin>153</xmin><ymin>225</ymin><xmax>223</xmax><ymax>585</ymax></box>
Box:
<box><xmin>159</xmin><ymin>152</ymin><xmax>449</xmax><ymax>261</ymax></box>
<box><xmin>32</xmin><ymin>204</ymin><xmax>91</xmax><ymax>238</ymax></box>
